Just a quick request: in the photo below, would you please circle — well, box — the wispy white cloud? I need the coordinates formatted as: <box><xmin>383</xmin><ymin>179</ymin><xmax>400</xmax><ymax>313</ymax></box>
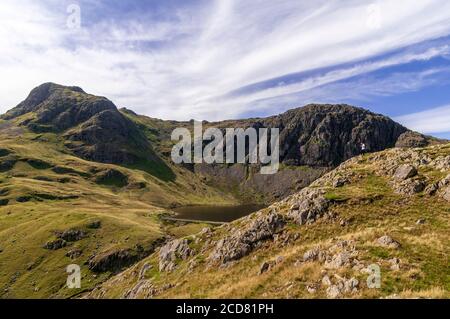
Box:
<box><xmin>395</xmin><ymin>104</ymin><xmax>450</xmax><ymax>133</ymax></box>
<box><xmin>1</xmin><ymin>0</ymin><xmax>450</xmax><ymax>121</ymax></box>
<box><xmin>232</xmin><ymin>67</ymin><xmax>450</xmax><ymax>119</ymax></box>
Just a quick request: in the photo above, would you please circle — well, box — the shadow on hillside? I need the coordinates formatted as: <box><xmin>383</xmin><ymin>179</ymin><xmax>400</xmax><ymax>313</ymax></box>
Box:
<box><xmin>124</xmin><ymin>157</ymin><xmax>176</xmax><ymax>182</ymax></box>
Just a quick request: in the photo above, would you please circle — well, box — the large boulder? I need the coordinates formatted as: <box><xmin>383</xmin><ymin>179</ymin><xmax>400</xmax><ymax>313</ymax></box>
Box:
<box><xmin>393</xmin><ymin>165</ymin><xmax>417</xmax><ymax>180</ymax></box>
<box><xmin>287</xmin><ymin>188</ymin><xmax>330</xmax><ymax>225</ymax></box>
<box><xmin>376</xmin><ymin>235</ymin><xmax>400</xmax><ymax>249</ymax></box>
<box><xmin>209</xmin><ymin>211</ymin><xmax>285</xmax><ymax>264</ymax></box>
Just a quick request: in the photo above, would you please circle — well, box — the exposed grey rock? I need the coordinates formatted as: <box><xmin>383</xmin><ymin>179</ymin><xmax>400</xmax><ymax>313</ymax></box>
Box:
<box><xmin>259</xmin><ymin>261</ymin><xmax>275</xmax><ymax>275</ymax></box>
<box><xmin>332</xmin><ymin>177</ymin><xmax>349</xmax><ymax>188</ymax></box>
<box><xmin>209</xmin><ymin>211</ymin><xmax>285</xmax><ymax>264</ymax></box>
<box><xmin>394</xmin><ymin>179</ymin><xmax>425</xmax><ymax>195</ymax></box>
<box><xmin>66</xmin><ymin>248</ymin><xmax>82</xmax><ymax>259</ymax></box>
<box><xmin>326</xmin><ymin>285</ymin><xmax>342</xmax><ymax>299</ymax></box>
<box><xmin>303</xmin><ymin>248</ymin><xmax>320</xmax><ymax>262</ymax></box>
<box><xmin>43</xmin><ymin>238</ymin><xmax>67</xmax><ymax>250</ymax></box>
<box><xmin>325</xmin><ymin>275</ymin><xmax>359</xmax><ymax>298</ymax></box>
<box><xmin>343</xmin><ymin>277</ymin><xmax>359</xmax><ymax>293</ymax></box>
<box><xmin>306</xmin><ymin>284</ymin><xmax>317</xmax><ymax>294</ymax></box>
<box><xmin>287</xmin><ymin>189</ymin><xmax>330</xmax><ymax>225</ymax></box>
<box><xmin>159</xmin><ymin>239</ymin><xmax>193</xmax><ymax>272</ymax></box>
<box><xmin>425</xmin><ymin>183</ymin><xmax>439</xmax><ymax>196</ymax></box>
<box><xmin>376</xmin><ymin>235</ymin><xmax>400</xmax><ymax>249</ymax></box>
<box><xmin>324</xmin><ymin>251</ymin><xmax>351</xmax><ymax>269</ymax></box>
<box><xmin>57</xmin><ymin>229</ymin><xmax>86</xmax><ymax>242</ymax></box>
<box><xmin>322</xmin><ymin>275</ymin><xmax>332</xmax><ymax>286</ymax></box>
<box><xmin>389</xmin><ymin>257</ymin><xmax>401</xmax><ymax>271</ymax></box>
<box><xmin>438</xmin><ymin>174</ymin><xmax>450</xmax><ymax>188</ymax></box>
<box><xmin>303</xmin><ymin>248</ymin><xmax>326</xmax><ymax>262</ymax></box>
<box><xmin>139</xmin><ymin>263</ymin><xmax>152</xmax><ymax>280</ymax></box>
<box><xmin>393</xmin><ymin>164</ymin><xmax>417</xmax><ymax>180</ymax></box>
<box><xmin>123</xmin><ymin>280</ymin><xmax>154</xmax><ymax>299</ymax></box>
<box><xmin>395</xmin><ymin>131</ymin><xmax>430</xmax><ymax>148</ymax></box>
<box><xmin>431</xmin><ymin>155</ymin><xmax>450</xmax><ymax>171</ymax></box>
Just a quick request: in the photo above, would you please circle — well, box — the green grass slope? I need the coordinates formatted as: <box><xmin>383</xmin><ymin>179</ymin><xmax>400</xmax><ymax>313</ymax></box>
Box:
<box><xmin>0</xmin><ymin>120</ymin><xmax>237</xmax><ymax>298</ymax></box>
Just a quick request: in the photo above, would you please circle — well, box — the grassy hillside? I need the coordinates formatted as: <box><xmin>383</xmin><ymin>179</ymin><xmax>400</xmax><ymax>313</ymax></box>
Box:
<box><xmin>87</xmin><ymin>143</ymin><xmax>450</xmax><ymax>299</ymax></box>
<box><xmin>0</xmin><ymin>120</ymin><xmax>237</xmax><ymax>298</ymax></box>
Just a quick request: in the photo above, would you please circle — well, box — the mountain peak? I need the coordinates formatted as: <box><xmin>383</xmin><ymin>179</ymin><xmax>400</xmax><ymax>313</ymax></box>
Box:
<box><xmin>2</xmin><ymin>83</ymin><xmax>95</xmax><ymax>122</ymax></box>
<box><xmin>0</xmin><ymin>83</ymin><xmax>166</xmax><ymax>170</ymax></box>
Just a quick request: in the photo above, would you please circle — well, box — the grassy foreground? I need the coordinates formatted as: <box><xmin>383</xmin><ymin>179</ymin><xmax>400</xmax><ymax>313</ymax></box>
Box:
<box><xmin>87</xmin><ymin>144</ymin><xmax>450</xmax><ymax>299</ymax></box>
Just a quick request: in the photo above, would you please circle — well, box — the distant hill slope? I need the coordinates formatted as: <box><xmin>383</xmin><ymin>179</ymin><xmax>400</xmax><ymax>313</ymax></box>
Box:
<box><xmin>86</xmin><ymin>143</ymin><xmax>450</xmax><ymax>299</ymax></box>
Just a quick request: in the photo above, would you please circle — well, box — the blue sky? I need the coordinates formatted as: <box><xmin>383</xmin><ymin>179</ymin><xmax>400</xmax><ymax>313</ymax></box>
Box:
<box><xmin>1</xmin><ymin>0</ymin><xmax>450</xmax><ymax>137</ymax></box>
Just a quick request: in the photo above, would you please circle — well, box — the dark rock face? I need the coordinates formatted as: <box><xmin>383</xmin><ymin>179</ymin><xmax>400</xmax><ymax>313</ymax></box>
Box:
<box><xmin>94</xmin><ymin>169</ymin><xmax>128</xmax><ymax>187</ymax></box>
<box><xmin>260</xmin><ymin>104</ymin><xmax>410</xmax><ymax>167</ymax></box>
<box><xmin>194</xmin><ymin>163</ymin><xmax>327</xmax><ymax>203</ymax></box>
<box><xmin>88</xmin><ymin>248</ymin><xmax>140</xmax><ymax>273</ymax></box>
<box><xmin>64</xmin><ymin>109</ymin><xmax>152</xmax><ymax>165</ymax></box>
<box><xmin>89</xmin><ymin>238</ymin><xmax>167</xmax><ymax>273</ymax></box>
<box><xmin>195</xmin><ymin>104</ymin><xmax>422</xmax><ymax>202</ymax></box>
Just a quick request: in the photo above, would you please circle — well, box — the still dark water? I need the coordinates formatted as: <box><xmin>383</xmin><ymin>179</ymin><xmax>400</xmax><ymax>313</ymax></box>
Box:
<box><xmin>173</xmin><ymin>204</ymin><xmax>265</xmax><ymax>223</ymax></box>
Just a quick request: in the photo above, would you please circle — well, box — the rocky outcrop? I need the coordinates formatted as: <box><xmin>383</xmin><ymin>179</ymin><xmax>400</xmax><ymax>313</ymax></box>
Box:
<box><xmin>393</xmin><ymin>164</ymin><xmax>417</xmax><ymax>180</ymax></box>
<box><xmin>209</xmin><ymin>211</ymin><xmax>285</xmax><ymax>264</ymax></box>
<box><xmin>394</xmin><ymin>179</ymin><xmax>425</xmax><ymax>195</ymax></box>
<box><xmin>89</xmin><ymin>248</ymin><xmax>140</xmax><ymax>273</ymax></box>
<box><xmin>376</xmin><ymin>235</ymin><xmax>400</xmax><ymax>249</ymax></box>
<box><xmin>326</xmin><ymin>276</ymin><xmax>359</xmax><ymax>298</ymax></box>
<box><xmin>287</xmin><ymin>188</ymin><xmax>330</xmax><ymax>225</ymax></box>
<box><xmin>66</xmin><ymin>248</ymin><xmax>83</xmax><ymax>259</ymax></box>
<box><xmin>56</xmin><ymin>229</ymin><xmax>86</xmax><ymax>242</ymax></box>
<box><xmin>395</xmin><ymin>131</ymin><xmax>430</xmax><ymax>148</ymax></box>
<box><xmin>262</xmin><ymin>104</ymin><xmax>412</xmax><ymax>167</ymax></box>
<box><xmin>159</xmin><ymin>239</ymin><xmax>194</xmax><ymax>272</ymax></box>
<box><xmin>194</xmin><ymin>104</ymin><xmax>436</xmax><ymax>203</ymax></box>
<box><xmin>90</xmin><ymin>238</ymin><xmax>166</xmax><ymax>273</ymax></box>
<box><xmin>43</xmin><ymin>239</ymin><xmax>67</xmax><ymax>250</ymax></box>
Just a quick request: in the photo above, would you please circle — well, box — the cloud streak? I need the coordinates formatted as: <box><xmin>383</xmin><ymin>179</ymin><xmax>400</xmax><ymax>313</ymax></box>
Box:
<box><xmin>395</xmin><ymin>104</ymin><xmax>450</xmax><ymax>134</ymax></box>
<box><xmin>1</xmin><ymin>0</ymin><xmax>450</xmax><ymax>123</ymax></box>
